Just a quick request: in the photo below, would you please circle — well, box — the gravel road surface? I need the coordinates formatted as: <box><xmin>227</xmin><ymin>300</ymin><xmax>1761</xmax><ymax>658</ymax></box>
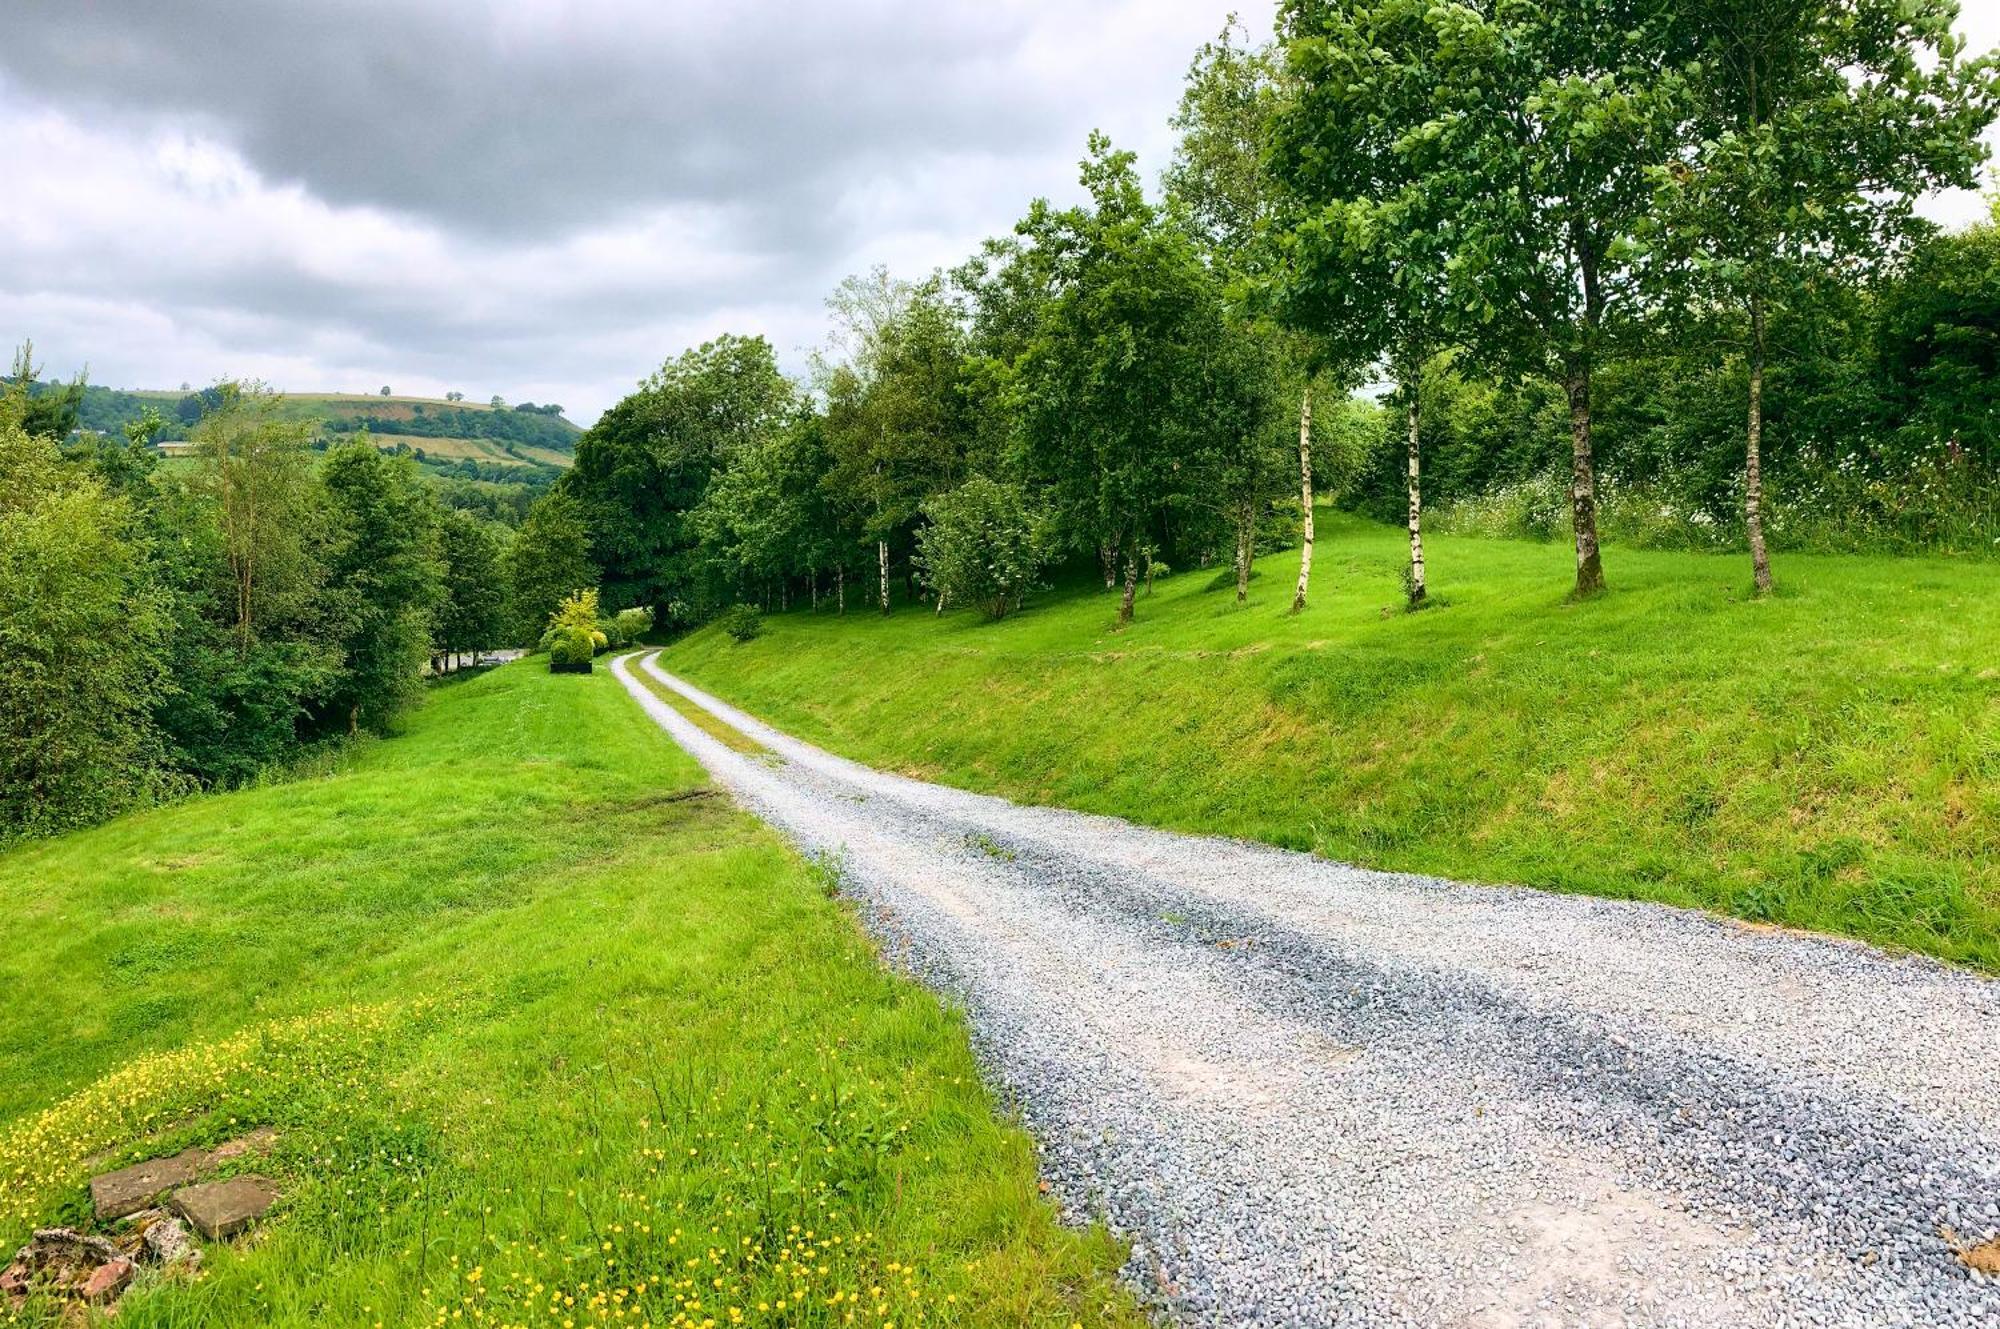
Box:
<box><xmin>614</xmin><ymin>651</ymin><xmax>2000</xmax><ymax>1328</ymax></box>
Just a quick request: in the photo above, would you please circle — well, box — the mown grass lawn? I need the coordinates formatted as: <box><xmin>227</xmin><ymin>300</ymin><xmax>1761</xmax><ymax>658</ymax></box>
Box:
<box><xmin>662</xmin><ymin>516</ymin><xmax>1999</xmax><ymax>971</ymax></box>
<box><xmin>0</xmin><ymin>664</ymin><xmax>1142</xmax><ymax>1327</ymax></box>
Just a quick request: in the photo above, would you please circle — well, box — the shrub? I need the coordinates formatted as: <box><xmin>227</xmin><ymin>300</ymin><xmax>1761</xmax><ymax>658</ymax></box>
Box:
<box><xmin>589</xmin><ymin>628</ymin><xmax>609</xmax><ymax>654</ymax></box>
<box><xmin>913</xmin><ymin>477</ymin><xmax>1047</xmax><ymax>620</ymax></box>
<box><xmin>547</xmin><ymin>625</ymin><xmax>594</xmax><ymax>673</ymax></box>
<box><xmin>612</xmin><ymin>606</ymin><xmax>652</xmax><ymax>645</ymax></box>
<box><xmin>718</xmin><ymin>603</ymin><xmax>762</xmax><ymax>643</ymax></box>
<box><xmin>546</xmin><ymin>588</ymin><xmax>600</xmax><ymax>636</ymax></box>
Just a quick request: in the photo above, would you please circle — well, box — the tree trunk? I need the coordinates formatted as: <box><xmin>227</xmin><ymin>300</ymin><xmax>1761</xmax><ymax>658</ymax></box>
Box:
<box><xmin>1118</xmin><ymin>552</ymin><xmax>1138</xmax><ymax>624</ymax></box>
<box><xmin>1291</xmin><ymin>385</ymin><xmax>1313</xmax><ymax>613</ymax></box>
<box><xmin>1563</xmin><ymin>367</ymin><xmax>1606</xmax><ymax>597</ymax></box>
<box><xmin>810</xmin><ymin>573</ymin><xmax>818</xmax><ymax>611</ymax></box>
<box><xmin>836</xmin><ymin>564</ymin><xmax>845</xmax><ymax>615</ymax></box>
<box><xmin>1233</xmin><ymin>500</ymin><xmax>1253</xmax><ymax>603</ymax></box>
<box><xmin>1406</xmin><ymin>388</ymin><xmax>1426</xmax><ymax>607</ymax></box>
<box><xmin>1099</xmin><ymin>542</ymin><xmax>1117</xmax><ymax>591</ymax></box>
<box><xmin>877</xmin><ymin>539</ymin><xmax>890</xmax><ymax>614</ymax></box>
<box><xmin>1746</xmin><ymin>292</ymin><xmax>1773</xmax><ymax>596</ymax></box>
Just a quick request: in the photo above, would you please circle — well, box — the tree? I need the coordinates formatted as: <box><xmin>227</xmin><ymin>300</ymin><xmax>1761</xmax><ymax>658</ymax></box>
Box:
<box><xmin>914</xmin><ymin>477</ymin><xmax>1047</xmax><ymax>619</ymax></box>
<box><xmin>379</xmin><ymin>385</ymin><xmax>392</xmax><ymax>397</ymax></box>
<box><xmin>318</xmin><ymin>441</ymin><xmax>444</xmax><ymax>734</ymax></box>
<box><xmin>446</xmin><ymin>391</ymin><xmax>465</xmax><ymax>402</ymax></box>
<box><xmin>1167</xmin><ymin>26</ymin><xmax>1332</xmax><ymax>610</ymax></box>
<box><xmin>189</xmin><ymin>383</ymin><xmax>321</xmax><ymax>646</ymax></box>
<box><xmin>564</xmin><ymin>335</ymin><xmax>793</xmax><ymax>624</ymax></box>
<box><xmin>694</xmin><ymin>409</ymin><xmax>849</xmax><ymax>609</ymax></box>
<box><xmin>1272</xmin><ymin>0</ymin><xmax>1462</xmax><ymax>607</ymax></box>
<box><xmin>490</xmin><ymin>395</ymin><xmax>506</xmax><ymax>409</ymax></box>
<box><xmin>1879</xmin><ymin>205</ymin><xmax>2000</xmax><ymax>473</ymax></box>
<box><xmin>1649</xmin><ymin>0</ymin><xmax>1998</xmax><ymax>593</ymax></box>
<box><xmin>505</xmin><ymin>489</ymin><xmax>594</xmax><ymax>645</ymax></box>
<box><xmin>822</xmin><ymin>279</ymin><xmax>976</xmax><ymax>613</ymax></box>
<box><xmin>0</xmin><ymin>395</ymin><xmax>176</xmax><ymax>840</ymax></box>
<box><xmin>1302</xmin><ymin>0</ymin><xmax>1686</xmax><ymax>597</ymax></box>
<box><xmin>1011</xmin><ymin>134</ymin><xmax>1239</xmax><ymax>622</ymax></box>
<box><xmin>434</xmin><ymin>509</ymin><xmax>509</xmax><ymax>667</ymax></box>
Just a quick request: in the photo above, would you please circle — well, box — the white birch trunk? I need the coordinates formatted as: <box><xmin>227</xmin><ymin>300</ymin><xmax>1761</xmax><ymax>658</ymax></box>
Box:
<box><xmin>1291</xmin><ymin>385</ymin><xmax>1314</xmax><ymax>613</ymax></box>
<box><xmin>1406</xmin><ymin>389</ymin><xmax>1426</xmax><ymax>606</ymax></box>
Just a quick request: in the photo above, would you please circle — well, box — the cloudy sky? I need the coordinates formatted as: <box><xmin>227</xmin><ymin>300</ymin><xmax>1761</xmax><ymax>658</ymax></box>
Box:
<box><xmin>3</xmin><ymin>0</ymin><xmax>1993</xmax><ymax>425</ymax></box>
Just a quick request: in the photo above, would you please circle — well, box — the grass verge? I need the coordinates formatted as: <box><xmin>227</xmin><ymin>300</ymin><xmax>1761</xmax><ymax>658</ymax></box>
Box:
<box><xmin>660</xmin><ymin>515</ymin><xmax>1999</xmax><ymax>971</ymax></box>
<box><xmin>0</xmin><ymin>664</ymin><xmax>1142</xmax><ymax>1327</ymax></box>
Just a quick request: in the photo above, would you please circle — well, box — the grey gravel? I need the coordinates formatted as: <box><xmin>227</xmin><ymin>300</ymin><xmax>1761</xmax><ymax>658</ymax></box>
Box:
<box><xmin>616</xmin><ymin>651</ymin><xmax>2000</xmax><ymax>1329</ymax></box>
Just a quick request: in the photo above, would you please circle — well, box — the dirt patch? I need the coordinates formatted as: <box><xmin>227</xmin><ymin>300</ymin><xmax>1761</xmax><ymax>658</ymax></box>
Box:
<box><xmin>1944</xmin><ymin>1228</ymin><xmax>2000</xmax><ymax>1274</ymax></box>
<box><xmin>1455</xmin><ymin>1189</ymin><xmax>1744</xmax><ymax>1329</ymax></box>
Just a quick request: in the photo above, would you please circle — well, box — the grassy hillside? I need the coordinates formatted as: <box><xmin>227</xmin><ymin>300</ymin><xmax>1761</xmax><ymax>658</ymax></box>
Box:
<box><xmin>0</xmin><ymin>664</ymin><xmax>1140</xmax><ymax>1326</ymax></box>
<box><xmin>661</xmin><ymin>516</ymin><xmax>2000</xmax><ymax>971</ymax></box>
<box><xmin>77</xmin><ymin>385</ymin><xmax>580</xmax><ymax>471</ymax></box>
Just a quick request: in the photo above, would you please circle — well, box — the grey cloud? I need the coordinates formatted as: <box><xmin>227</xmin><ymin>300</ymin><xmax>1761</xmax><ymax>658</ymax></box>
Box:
<box><xmin>2</xmin><ymin>1</ymin><xmax>1078</xmax><ymax>237</ymax></box>
<box><xmin>3</xmin><ymin>0</ymin><xmax>1274</xmax><ymax>420</ymax></box>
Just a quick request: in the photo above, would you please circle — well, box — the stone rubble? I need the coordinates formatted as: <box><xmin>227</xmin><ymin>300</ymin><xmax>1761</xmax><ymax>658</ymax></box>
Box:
<box><xmin>4</xmin><ymin>1131</ymin><xmax>276</xmax><ymax>1311</ymax></box>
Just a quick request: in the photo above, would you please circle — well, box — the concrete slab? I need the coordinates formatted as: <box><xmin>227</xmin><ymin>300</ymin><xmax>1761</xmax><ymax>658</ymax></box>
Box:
<box><xmin>170</xmin><ymin>1176</ymin><xmax>278</xmax><ymax>1240</ymax></box>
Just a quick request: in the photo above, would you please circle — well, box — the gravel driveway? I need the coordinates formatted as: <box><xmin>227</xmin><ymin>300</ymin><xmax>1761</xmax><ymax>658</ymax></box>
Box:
<box><xmin>614</xmin><ymin>651</ymin><xmax>2000</xmax><ymax>1329</ymax></box>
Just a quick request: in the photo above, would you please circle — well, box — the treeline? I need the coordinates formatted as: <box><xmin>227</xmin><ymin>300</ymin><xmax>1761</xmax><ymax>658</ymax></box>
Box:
<box><xmin>0</xmin><ymin>367</ymin><xmax>524</xmax><ymax>843</ymax></box>
<box><xmin>535</xmin><ymin>0</ymin><xmax>1996</xmax><ymax>634</ymax></box>
<box><xmin>1347</xmin><ymin>214</ymin><xmax>2000</xmax><ymax>556</ymax></box>
<box><xmin>323</xmin><ymin>403</ymin><xmax>579</xmax><ymax>451</ymax></box>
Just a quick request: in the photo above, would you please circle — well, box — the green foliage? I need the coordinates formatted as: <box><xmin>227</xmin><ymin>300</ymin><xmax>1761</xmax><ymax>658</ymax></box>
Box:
<box><xmin>606</xmin><ymin>605</ymin><xmax>653</xmax><ymax>647</ymax></box>
<box><xmin>563</xmin><ymin>335</ymin><xmax>793</xmax><ymax>625</ymax></box>
<box><xmin>433</xmin><ymin>510</ymin><xmax>509</xmax><ymax>658</ymax></box>
<box><xmin>0</xmin><ymin>410</ymin><xmax>179</xmax><ymax>842</ymax></box>
<box><xmin>718</xmin><ymin>602</ymin><xmax>763</xmax><ymax>643</ymax></box>
<box><xmin>915</xmin><ymin>477</ymin><xmax>1048</xmax><ymax>619</ymax></box>
<box><xmin>503</xmin><ymin>489</ymin><xmax>593</xmax><ymax>645</ymax></box>
<box><xmin>545</xmin><ymin>587</ymin><xmax>601</xmax><ymax>636</ymax></box>
<box><xmin>318</xmin><ymin>441</ymin><xmax>446</xmax><ymax>734</ymax></box>
<box><xmin>545</xmin><ymin>625</ymin><xmax>595</xmax><ymax>672</ymax></box>
<box><xmin>692</xmin><ymin>409</ymin><xmax>847</xmax><ymax>593</ymax></box>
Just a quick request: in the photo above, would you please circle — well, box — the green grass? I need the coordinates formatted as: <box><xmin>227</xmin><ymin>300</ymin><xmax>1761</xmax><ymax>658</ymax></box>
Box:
<box><xmin>661</xmin><ymin>515</ymin><xmax>2000</xmax><ymax>971</ymax></box>
<box><xmin>0</xmin><ymin>665</ymin><xmax>1142</xmax><ymax>1327</ymax></box>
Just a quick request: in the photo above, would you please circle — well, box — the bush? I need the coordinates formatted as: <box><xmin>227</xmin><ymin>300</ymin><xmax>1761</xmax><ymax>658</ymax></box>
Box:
<box><xmin>547</xmin><ymin>625</ymin><xmax>594</xmax><ymax>673</ymax></box>
<box><xmin>613</xmin><ymin>606</ymin><xmax>653</xmax><ymax>643</ymax></box>
<box><xmin>914</xmin><ymin>477</ymin><xmax>1047</xmax><ymax>620</ymax></box>
<box><xmin>718</xmin><ymin>603</ymin><xmax>762</xmax><ymax>643</ymax></box>
<box><xmin>589</xmin><ymin>628</ymin><xmax>609</xmax><ymax>655</ymax></box>
<box><xmin>546</xmin><ymin>588</ymin><xmax>600</xmax><ymax>635</ymax></box>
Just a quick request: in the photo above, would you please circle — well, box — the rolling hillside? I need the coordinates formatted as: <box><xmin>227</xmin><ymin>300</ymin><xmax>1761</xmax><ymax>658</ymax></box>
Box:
<box><xmin>72</xmin><ymin>384</ymin><xmax>580</xmax><ymax>471</ymax></box>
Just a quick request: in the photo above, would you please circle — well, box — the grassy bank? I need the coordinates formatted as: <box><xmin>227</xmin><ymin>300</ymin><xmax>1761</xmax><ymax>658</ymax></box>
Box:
<box><xmin>0</xmin><ymin>664</ymin><xmax>1141</xmax><ymax>1326</ymax></box>
<box><xmin>662</xmin><ymin>516</ymin><xmax>1999</xmax><ymax>971</ymax></box>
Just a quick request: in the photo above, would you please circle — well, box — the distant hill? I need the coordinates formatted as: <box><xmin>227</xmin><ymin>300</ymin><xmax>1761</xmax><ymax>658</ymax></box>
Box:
<box><xmin>70</xmin><ymin>384</ymin><xmax>581</xmax><ymax>474</ymax></box>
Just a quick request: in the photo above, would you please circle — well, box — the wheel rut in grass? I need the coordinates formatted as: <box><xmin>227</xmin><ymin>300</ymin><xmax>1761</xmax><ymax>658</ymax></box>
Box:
<box><xmin>612</xmin><ymin>650</ymin><xmax>2000</xmax><ymax>1329</ymax></box>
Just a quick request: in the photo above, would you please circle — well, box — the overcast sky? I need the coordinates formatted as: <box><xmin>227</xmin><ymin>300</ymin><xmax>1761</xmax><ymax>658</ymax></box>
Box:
<box><xmin>4</xmin><ymin>0</ymin><xmax>1994</xmax><ymax>425</ymax></box>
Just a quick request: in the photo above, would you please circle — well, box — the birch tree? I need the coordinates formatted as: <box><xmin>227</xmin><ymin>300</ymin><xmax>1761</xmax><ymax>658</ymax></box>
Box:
<box><xmin>1167</xmin><ymin>21</ymin><xmax>1326</xmax><ymax>611</ymax></box>
<box><xmin>188</xmin><ymin>383</ymin><xmax>320</xmax><ymax>646</ymax></box>
<box><xmin>1649</xmin><ymin>0</ymin><xmax>1998</xmax><ymax>594</ymax></box>
<box><xmin>1291</xmin><ymin>0</ymin><xmax>1685</xmax><ymax>598</ymax></box>
<box><xmin>1273</xmin><ymin>0</ymin><xmax>1462</xmax><ymax>608</ymax></box>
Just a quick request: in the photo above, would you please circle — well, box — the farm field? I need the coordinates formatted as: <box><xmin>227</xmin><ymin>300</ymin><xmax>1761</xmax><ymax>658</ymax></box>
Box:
<box><xmin>661</xmin><ymin>516</ymin><xmax>2000</xmax><ymax>971</ymax></box>
<box><xmin>364</xmin><ymin>432</ymin><xmax>546</xmax><ymax>466</ymax></box>
<box><xmin>0</xmin><ymin>665</ymin><xmax>1139</xmax><ymax>1327</ymax></box>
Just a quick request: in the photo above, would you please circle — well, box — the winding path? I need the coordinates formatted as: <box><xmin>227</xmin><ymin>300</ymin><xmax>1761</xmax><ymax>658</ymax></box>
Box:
<box><xmin>612</xmin><ymin>650</ymin><xmax>2000</xmax><ymax>1329</ymax></box>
